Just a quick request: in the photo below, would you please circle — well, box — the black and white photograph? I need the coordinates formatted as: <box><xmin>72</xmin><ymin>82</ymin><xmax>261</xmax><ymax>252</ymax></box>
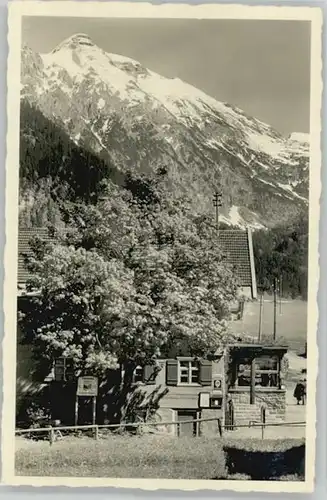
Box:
<box><xmin>2</xmin><ymin>1</ymin><xmax>322</xmax><ymax>493</ymax></box>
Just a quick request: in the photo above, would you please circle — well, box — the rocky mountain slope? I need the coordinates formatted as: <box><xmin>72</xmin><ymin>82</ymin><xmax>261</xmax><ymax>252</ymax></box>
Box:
<box><xmin>20</xmin><ymin>33</ymin><xmax>310</xmax><ymax>228</ymax></box>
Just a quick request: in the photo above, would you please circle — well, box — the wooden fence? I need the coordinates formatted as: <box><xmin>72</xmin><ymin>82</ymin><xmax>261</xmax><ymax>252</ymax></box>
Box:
<box><xmin>15</xmin><ymin>418</ymin><xmax>306</xmax><ymax>446</ymax></box>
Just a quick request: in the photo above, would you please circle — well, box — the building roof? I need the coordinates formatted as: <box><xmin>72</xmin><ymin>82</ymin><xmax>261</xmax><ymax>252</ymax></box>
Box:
<box><xmin>229</xmin><ymin>343</ymin><xmax>288</xmax><ymax>351</ymax></box>
<box><xmin>17</xmin><ymin>227</ymin><xmax>257</xmax><ymax>296</ymax></box>
<box><xmin>218</xmin><ymin>230</ymin><xmax>254</xmax><ymax>289</ymax></box>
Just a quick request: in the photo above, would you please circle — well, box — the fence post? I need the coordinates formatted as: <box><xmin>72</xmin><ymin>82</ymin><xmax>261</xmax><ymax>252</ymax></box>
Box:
<box><xmin>217</xmin><ymin>418</ymin><xmax>222</xmax><ymax>437</ymax></box>
<box><xmin>49</xmin><ymin>426</ymin><xmax>54</xmax><ymax>446</ymax></box>
<box><xmin>261</xmin><ymin>406</ymin><xmax>266</xmax><ymax>440</ymax></box>
<box><xmin>94</xmin><ymin>425</ymin><xmax>99</xmax><ymax>440</ymax></box>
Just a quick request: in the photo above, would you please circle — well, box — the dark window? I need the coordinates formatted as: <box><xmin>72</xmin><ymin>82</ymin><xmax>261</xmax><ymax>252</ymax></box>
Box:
<box><xmin>177</xmin><ymin>410</ymin><xmax>199</xmax><ymax>437</ymax></box>
<box><xmin>54</xmin><ymin>357</ymin><xmax>74</xmax><ymax>381</ymax></box>
<box><xmin>134</xmin><ymin>366</ymin><xmax>144</xmax><ymax>383</ymax></box>
<box><xmin>236</xmin><ymin>355</ymin><xmax>279</xmax><ymax>388</ymax></box>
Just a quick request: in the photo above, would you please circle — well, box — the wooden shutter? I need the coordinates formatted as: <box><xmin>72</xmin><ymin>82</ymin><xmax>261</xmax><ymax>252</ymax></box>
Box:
<box><xmin>65</xmin><ymin>358</ymin><xmax>74</xmax><ymax>381</ymax></box>
<box><xmin>143</xmin><ymin>365</ymin><xmax>156</xmax><ymax>385</ymax></box>
<box><xmin>54</xmin><ymin>358</ymin><xmax>65</xmax><ymax>381</ymax></box>
<box><xmin>166</xmin><ymin>360</ymin><xmax>178</xmax><ymax>386</ymax></box>
<box><xmin>199</xmin><ymin>360</ymin><xmax>212</xmax><ymax>386</ymax></box>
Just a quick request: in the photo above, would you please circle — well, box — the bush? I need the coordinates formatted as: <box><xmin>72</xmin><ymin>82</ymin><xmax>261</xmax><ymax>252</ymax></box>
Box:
<box><xmin>223</xmin><ymin>438</ymin><xmax>305</xmax><ymax>481</ymax></box>
<box><xmin>16</xmin><ymin>387</ymin><xmax>51</xmax><ymax>429</ymax></box>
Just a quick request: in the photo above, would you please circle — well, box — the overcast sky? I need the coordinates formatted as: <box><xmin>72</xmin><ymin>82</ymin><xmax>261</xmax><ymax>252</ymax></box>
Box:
<box><xmin>22</xmin><ymin>17</ymin><xmax>311</xmax><ymax>136</ymax></box>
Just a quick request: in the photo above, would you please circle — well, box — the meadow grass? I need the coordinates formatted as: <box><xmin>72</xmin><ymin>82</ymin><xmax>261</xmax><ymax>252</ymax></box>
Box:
<box><xmin>16</xmin><ymin>435</ymin><xmax>227</xmax><ymax>479</ymax></box>
<box><xmin>15</xmin><ymin>435</ymin><xmax>304</xmax><ymax>480</ymax></box>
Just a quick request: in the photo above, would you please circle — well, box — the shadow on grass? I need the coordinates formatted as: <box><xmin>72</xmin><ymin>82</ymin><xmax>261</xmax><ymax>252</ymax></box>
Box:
<box><xmin>221</xmin><ymin>443</ymin><xmax>305</xmax><ymax>481</ymax></box>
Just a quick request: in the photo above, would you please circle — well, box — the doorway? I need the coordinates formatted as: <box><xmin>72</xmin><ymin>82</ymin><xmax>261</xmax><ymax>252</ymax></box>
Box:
<box><xmin>176</xmin><ymin>410</ymin><xmax>200</xmax><ymax>437</ymax></box>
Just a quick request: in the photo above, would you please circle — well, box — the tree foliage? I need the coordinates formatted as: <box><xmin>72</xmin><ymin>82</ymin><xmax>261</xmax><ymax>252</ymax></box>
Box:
<box><xmin>20</xmin><ymin>174</ymin><xmax>239</xmax><ymax>379</ymax></box>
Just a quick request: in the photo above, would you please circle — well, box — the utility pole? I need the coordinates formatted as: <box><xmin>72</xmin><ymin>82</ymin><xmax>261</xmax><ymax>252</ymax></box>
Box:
<box><xmin>273</xmin><ymin>278</ymin><xmax>278</xmax><ymax>340</ymax></box>
<box><xmin>279</xmin><ymin>275</ymin><xmax>283</xmax><ymax>315</ymax></box>
<box><xmin>213</xmin><ymin>191</ymin><xmax>223</xmax><ymax>236</ymax></box>
<box><xmin>258</xmin><ymin>289</ymin><xmax>264</xmax><ymax>341</ymax></box>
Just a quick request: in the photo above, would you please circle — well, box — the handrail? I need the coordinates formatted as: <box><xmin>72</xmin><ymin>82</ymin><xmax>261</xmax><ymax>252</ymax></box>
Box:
<box><xmin>15</xmin><ymin>419</ymin><xmax>306</xmax><ymax>434</ymax></box>
<box><xmin>15</xmin><ymin>416</ymin><xmax>220</xmax><ymax>433</ymax></box>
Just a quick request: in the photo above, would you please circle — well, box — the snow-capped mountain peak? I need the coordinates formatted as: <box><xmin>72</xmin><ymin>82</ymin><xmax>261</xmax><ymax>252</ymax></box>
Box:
<box><xmin>20</xmin><ymin>34</ymin><xmax>309</xmax><ymax>228</ymax></box>
<box><xmin>51</xmin><ymin>33</ymin><xmax>96</xmax><ymax>53</ymax></box>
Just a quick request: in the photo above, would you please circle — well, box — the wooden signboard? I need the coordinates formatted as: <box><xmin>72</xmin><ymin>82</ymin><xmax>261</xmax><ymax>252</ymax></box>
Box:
<box><xmin>77</xmin><ymin>376</ymin><xmax>98</xmax><ymax>396</ymax></box>
<box><xmin>198</xmin><ymin>392</ymin><xmax>210</xmax><ymax>409</ymax></box>
<box><xmin>75</xmin><ymin>377</ymin><xmax>98</xmax><ymax>426</ymax></box>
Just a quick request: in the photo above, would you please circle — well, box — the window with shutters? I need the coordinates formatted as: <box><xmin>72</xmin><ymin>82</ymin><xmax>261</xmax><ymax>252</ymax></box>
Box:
<box><xmin>166</xmin><ymin>359</ymin><xmax>212</xmax><ymax>386</ymax></box>
<box><xmin>178</xmin><ymin>359</ymin><xmax>200</xmax><ymax>385</ymax></box>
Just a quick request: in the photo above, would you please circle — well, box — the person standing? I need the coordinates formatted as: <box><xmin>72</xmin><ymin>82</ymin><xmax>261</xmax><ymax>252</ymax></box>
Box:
<box><xmin>293</xmin><ymin>379</ymin><xmax>306</xmax><ymax>405</ymax></box>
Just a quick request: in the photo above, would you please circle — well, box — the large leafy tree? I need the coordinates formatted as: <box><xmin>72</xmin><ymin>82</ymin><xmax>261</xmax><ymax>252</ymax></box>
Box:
<box><xmin>20</xmin><ymin>175</ymin><xmax>239</xmax><ymax>381</ymax></box>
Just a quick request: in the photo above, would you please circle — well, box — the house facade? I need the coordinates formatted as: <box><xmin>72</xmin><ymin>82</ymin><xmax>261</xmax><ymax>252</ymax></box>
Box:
<box><xmin>111</xmin><ymin>342</ymin><xmax>287</xmax><ymax>437</ymax></box>
<box><xmin>16</xmin><ymin>227</ymin><xmax>287</xmax><ymax>434</ymax></box>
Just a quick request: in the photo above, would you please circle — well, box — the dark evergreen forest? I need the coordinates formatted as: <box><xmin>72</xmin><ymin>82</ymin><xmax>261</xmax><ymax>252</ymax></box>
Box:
<box><xmin>252</xmin><ymin>212</ymin><xmax>308</xmax><ymax>299</ymax></box>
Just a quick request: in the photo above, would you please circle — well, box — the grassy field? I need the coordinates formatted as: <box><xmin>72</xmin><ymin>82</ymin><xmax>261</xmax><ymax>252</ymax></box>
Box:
<box><xmin>16</xmin><ymin>435</ymin><xmax>226</xmax><ymax>479</ymax></box>
<box><xmin>232</xmin><ymin>298</ymin><xmax>307</xmax><ymax>353</ymax></box>
<box><xmin>15</xmin><ymin>435</ymin><xmax>304</xmax><ymax>480</ymax></box>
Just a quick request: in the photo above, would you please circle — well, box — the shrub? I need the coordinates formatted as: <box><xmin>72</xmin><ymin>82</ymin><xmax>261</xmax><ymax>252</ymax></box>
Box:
<box><xmin>16</xmin><ymin>387</ymin><xmax>51</xmax><ymax>429</ymax></box>
<box><xmin>223</xmin><ymin>438</ymin><xmax>305</xmax><ymax>481</ymax></box>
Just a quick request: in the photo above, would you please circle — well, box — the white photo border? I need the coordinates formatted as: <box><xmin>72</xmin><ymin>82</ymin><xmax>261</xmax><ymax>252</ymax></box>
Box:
<box><xmin>1</xmin><ymin>1</ymin><xmax>323</xmax><ymax>493</ymax></box>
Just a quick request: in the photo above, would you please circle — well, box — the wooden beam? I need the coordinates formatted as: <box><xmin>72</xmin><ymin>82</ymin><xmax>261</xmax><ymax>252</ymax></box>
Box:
<box><xmin>74</xmin><ymin>395</ymin><xmax>78</xmax><ymax>426</ymax></box>
<box><xmin>250</xmin><ymin>358</ymin><xmax>256</xmax><ymax>404</ymax></box>
<box><xmin>92</xmin><ymin>396</ymin><xmax>97</xmax><ymax>426</ymax></box>
<box><xmin>247</xmin><ymin>228</ymin><xmax>257</xmax><ymax>299</ymax></box>
<box><xmin>258</xmin><ymin>292</ymin><xmax>264</xmax><ymax>341</ymax></box>
<box><xmin>273</xmin><ymin>278</ymin><xmax>278</xmax><ymax>340</ymax></box>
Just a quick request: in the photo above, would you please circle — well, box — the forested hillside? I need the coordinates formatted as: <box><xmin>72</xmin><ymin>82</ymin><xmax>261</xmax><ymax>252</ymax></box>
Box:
<box><xmin>19</xmin><ymin>100</ymin><xmax>124</xmax><ymax>227</ymax></box>
<box><xmin>252</xmin><ymin>212</ymin><xmax>308</xmax><ymax>299</ymax></box>
<box><xmin>18</xmin><ymin>99</ymin><xmax>309</xmax><ymax>301</ymax></box>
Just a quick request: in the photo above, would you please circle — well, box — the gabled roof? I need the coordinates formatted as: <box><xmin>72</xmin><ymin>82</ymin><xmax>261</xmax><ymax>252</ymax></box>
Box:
<box><xmin>17</xmin><ymin>227</ymin><xmax>257</xmax><ymax>297</ymax></box>
<box><xmin>218</xmin><ymin>230</ymin><xmax>253</xmax><ymax>288</ymax></box>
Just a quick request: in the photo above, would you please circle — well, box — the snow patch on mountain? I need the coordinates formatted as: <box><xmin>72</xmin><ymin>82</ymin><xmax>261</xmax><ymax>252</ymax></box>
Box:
<box><xmin>277</xmin><ymin>183</ymin><xmax>307</xmax><ymax>202</ymax></box>
<box><xmin>289</xmin><ymin>132</ymin><xmax>310</xmax><ymax>144</ymax></box>
<box><xmin>219</xmin><ymin>206</ymin><xmax>265</xmax><ymax>230</ymax></box>
<box><xmin>228</xmin><ymin>206</ymin><xmax>244</xmax><ymax>226</ymax></box>
<box><xmin>97</xmin><ymin>98</ymin><xmax>105</xmax><ymax>110</ymax></box>
<box><xmin>246</xmin><ymin>132</ymin><xmax>284</xmax><ymax>161</ymax></box>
